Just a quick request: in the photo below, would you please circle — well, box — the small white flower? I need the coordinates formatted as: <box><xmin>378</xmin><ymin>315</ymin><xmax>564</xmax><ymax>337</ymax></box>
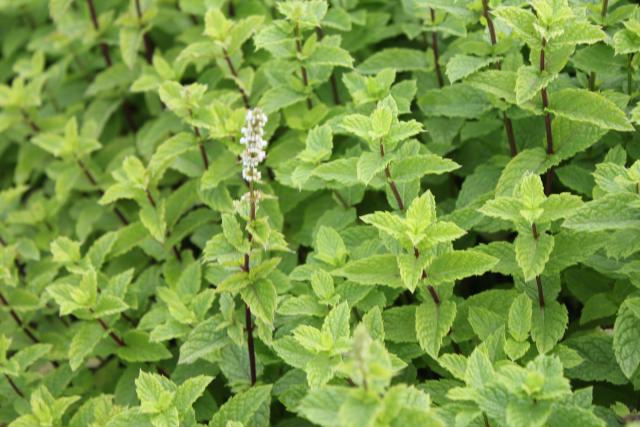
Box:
<box><xmin>241</xmin><ymin>108</ymin><xmax>268</xmax><ymax>184</ymax></box>
<box><xmin>243</xmin><ymin>168</ymin><xmax>261</xmax><ymax>182</ymax></box>
<box><xmin>242</xmin><ymin>147</ymin><xmax>265</xmax><ymax>168</ymax></box>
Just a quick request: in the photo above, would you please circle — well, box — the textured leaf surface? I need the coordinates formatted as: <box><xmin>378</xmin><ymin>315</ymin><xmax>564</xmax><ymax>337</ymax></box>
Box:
<box><xmin>548</xmin><ymin>89</ymin><xmax>634</xmax><ymax>132</ymax></box>
<box><xmin>515</xmin><ymin>233</ymin><xmax>554</xmax><ymax>282</ymax></box>
<box><xmin>418</xmin><ymin>84</ymin><xmax>490</xmax><ymax>118</ymax></box>
<box><xmin>531</xmin><ymin>301</ymin><xmax>568</xmax><ymax>354</ymax></box>
<box><xmin>416</xmin><ymin>299</ymin><xmax>457</xmax><ymax>359</ymax></box>
<box><xmin>563</xmin><ymin>193</ymin><xmax>640</xmax><ymax>231</ymax></box>
<box><xmin>613</xmin><ymin>298</ymin><xmax>640</xmax><ymax>379</ymax></box>
<box><xmin>427</xmin><ymin>250</ymin><xmax>498</xmax><ymax>285</ymax></box>
<box><xmin>209</xmin><ymin>385</ymin><xmax>272</xmax><ymax>427</ymax></box>
<box><xmin>446</xmin><ymin>55</ymin><xmax>499</xmax><ymax>83</ymax></box>
<box><xmin>357</xmin><ymin>48</ymin><xmax>428</xmax><ymax>73</ymax></box>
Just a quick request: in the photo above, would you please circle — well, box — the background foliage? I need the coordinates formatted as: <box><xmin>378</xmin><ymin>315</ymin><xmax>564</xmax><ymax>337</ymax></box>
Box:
<box><xmin>1</xmin><ymin>0</ymin><xmax>640</xmax><ymax>425</ymax></box>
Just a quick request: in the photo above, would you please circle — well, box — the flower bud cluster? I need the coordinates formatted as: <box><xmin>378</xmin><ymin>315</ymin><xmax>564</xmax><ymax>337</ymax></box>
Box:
<box><xmin>240</xmin><ymin>108</ymin><xmax>268</xmax><ymax>183</ymax></box>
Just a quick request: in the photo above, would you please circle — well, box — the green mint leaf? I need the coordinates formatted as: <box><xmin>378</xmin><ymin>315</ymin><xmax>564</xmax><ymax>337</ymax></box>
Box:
<box><xmin>416</xmin><ymin>299</ymin><xmax>457</xmax><ymax>359</ymax></box>
<box><xmin>613</xmin><ymin>297</ymin><xmax>640</xmax><ymax>379</ymax></box>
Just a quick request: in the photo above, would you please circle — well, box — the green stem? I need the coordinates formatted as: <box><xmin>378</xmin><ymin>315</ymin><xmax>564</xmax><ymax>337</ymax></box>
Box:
<box><xmin>540</xmin><ymin>38</ymin><xmax>554</xmax><ymax>195</ymax></box>
<box><xmin>628</xmin><ymin>54</ymin><xmax>634</xmax><ymax>95</ymax></box>
<box><xmin>76</xmin><ymin>158</ymin><xmax>129</xmax><ymax>226</ymax></box>
<box><xmin>87</xmin><ymin>0</ymin><xmax>138</xmax><ymax>131</ymax></box>
<box><xmin>134</xmin><ymin>0</ymin><xmax>154</xmax><ymax>64</ymax></box>
<box><xmin>601</xmin><ymin>0</ymin><xmax>609</xmax><ymax>18</ymax></box>
<box><xmin>4</xmin><ymin>374</ymin><xmax>24</xmax><ymax>398</ymax></box>
<box><xmin>481</xmin><ymin>0</ymin><xmax>517</xmax><ymax>156</ymax></box>
<box><xmin>295</xmin><ymin>23</ymin><xmax>313</xmax><ymax>109</ymax></box>
<box><xmin>316</xmin><ymin>26</ymin><xmax>341</xmax><ymax>105</ymax></box>
<box><xmin>86</xmin><ymin>0</ymin><xmax>112</xmax><ymax>66</ymax></box>
<box><xmin>222</xmin><ymin>48</ymin><xmax>251</xmax><ymax>108</ymax></box>
<box><xmin>430</xmin><ymin>9</ymin><xmax>444</xmax><ymax>88</ymax></box>
<box><xmin>379</xmin><ymin>143</ymin><xmax>404</xmax><ymax>210</ymax></box>
<box><xmin>531</xmin><ymin>223</ymin><xmax>545</xmax><ymax>308</ymax></box>
<box><xmin>94</xmin><ymin>315</ymin><xmax>126</xmax><ymax>347</ymax></box>
<box><xmin>414</xmin><ymin>247</ymin><xmax>440</xmax><ymax>305</ymax></box>
<box><xmin>333</xmin><ymin>191</ymin><xmax>349</xmax><ymax>209</ymax></box>
<box><xmin>590</xmin><ymin>0</ymin><xmax>609</xmax><ymax>91</ymax></box>
<box><xmin>243</xmin><ymin>182</ymin><xmax>258</xmax><ymax>386</ymax></box>
<box><xmin>0</xmin><ymin>292</ymin><xmax>39</xmax><ymax>344</ymax></box>
<box><xmin>193</xmin><ymin>126</ymin><xmax>209</xmax><ymax>170</ymax></box>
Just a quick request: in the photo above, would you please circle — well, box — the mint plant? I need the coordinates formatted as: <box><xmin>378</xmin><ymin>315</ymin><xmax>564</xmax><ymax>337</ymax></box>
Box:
<box><xmin>1</xmin><ymin>0</ymin><xmax>640</xmax><ymax>425</ymax></box>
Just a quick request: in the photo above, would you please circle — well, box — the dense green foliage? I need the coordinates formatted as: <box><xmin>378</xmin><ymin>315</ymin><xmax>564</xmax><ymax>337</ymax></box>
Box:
<box><xmin>1</xmin><ymin>0</ymin><xmax>640</xmax><ymax>425</ymax></box>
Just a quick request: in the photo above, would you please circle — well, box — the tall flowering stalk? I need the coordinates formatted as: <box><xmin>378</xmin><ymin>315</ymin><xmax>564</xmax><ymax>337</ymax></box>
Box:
<box><xmin>240</xmin><ymin>108</ymin><xmax>268</xmax><ymax>385</ymax></box>
<box><xmin>241</xmin><ymin>109</ymin><xmax>268</xmax><ymax>185</ymax></box>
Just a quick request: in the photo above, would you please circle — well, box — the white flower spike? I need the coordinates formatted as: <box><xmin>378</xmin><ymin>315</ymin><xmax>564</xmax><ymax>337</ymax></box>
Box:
<box><xmin>241</xmin><ymin>108</ymin><xmax>268</xmax><ymax>183</ymax></box>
